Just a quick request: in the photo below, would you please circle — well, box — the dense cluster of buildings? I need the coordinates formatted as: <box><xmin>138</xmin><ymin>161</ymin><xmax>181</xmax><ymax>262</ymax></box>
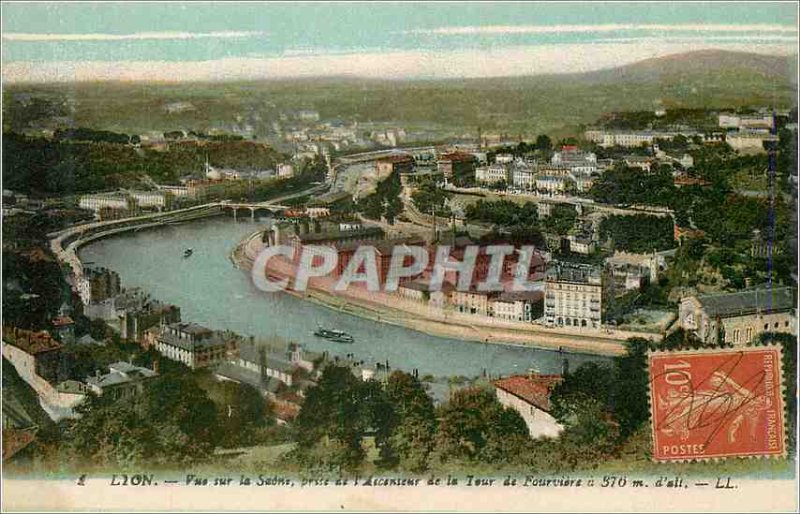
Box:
<box><xmin>80</xmin><ymin>267</ymin><xmax>181</xmax><ymax>342</ymax></box>
<box><xmin>473</xmin><ymin>146</ymin><xmax>607</xmax><ymax>195</ymax></box>
<box><xmin>718</xmin><ymin>112</ymin><xmax>778</xmax><ymax>153</ymax></box>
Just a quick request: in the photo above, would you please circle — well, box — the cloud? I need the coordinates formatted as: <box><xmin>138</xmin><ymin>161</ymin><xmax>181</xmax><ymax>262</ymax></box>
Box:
<box><xmin>405</xmin><ymin>23</ymin><xmax>799</xmax><ymax>36</ymax></box>
<box><xmin>2</xmin><ymin>31</ymin><xmax>266</xmax><ymax>42</ymax></box>
<box><xmin>3</xmin><ymin>41</ymin><xmax>796</xmax><ymax>84</ymax></box>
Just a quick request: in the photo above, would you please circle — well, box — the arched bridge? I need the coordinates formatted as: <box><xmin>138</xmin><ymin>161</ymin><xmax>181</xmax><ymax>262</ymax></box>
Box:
<box><xmin>220</xmin><ymin>201</ymin><xmax>290</xmax><ymax>221</ymax></box>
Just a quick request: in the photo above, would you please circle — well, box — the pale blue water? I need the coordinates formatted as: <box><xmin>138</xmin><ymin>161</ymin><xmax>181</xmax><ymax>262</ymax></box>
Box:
<box><xmin>79</xmin><ymin>217</ymin><xmax>606</xmax><ymax>378</ymax></box>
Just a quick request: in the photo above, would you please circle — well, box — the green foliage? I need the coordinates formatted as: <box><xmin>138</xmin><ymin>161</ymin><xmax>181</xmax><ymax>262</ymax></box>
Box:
<box><xmin>411</xmin><ymin>178</ymin><xmax>452</xmax><ymax>217</ymax></box>
<box><xmin>358</xmin><ymin>170</ymin><xmax>403</xmax><ymax>224</ymax></box>
<box><xmin>600</xmin><ymin>214</ymin><xmax>675</xmax><ymax>253</ymax></box>
<box><xmin>2</xmin><ymin>133</ymin><xmax>284</xmax><ymax>194</ymax></box>
<box><xmin>385</xmin><ymin>371</ymin><xmax>437</xmax><ymax>472</ymax></box>
<box><xmin>589</xmin><ymin>166</ymin><xmax>676</xmax><ymax>206</ymax></box>
<box><xmin>434</xmin><ymin>387</ymin><xmax>529</xmax><ymax>464</ymax></box>
<box><xmin>465</xmin><ymin>199</ymin><xmax>537</xmax><ymax>227</ymax></box>
<box><xmin>65</xmin><ymin>373</ymin><xmax>221</xmax><ymax>466</ymax></box>
<box><xmin>2</xmin><ymin>249</ymin><xmax>68</xmax><ymax>330</ymax></box>
<box><xmin>205</xmin><ymin>381</ymin><xmax>273</xmax><ymax>449</ymax></box>
<box><xmin>292</xmin><ymin>365</ymin><xmax>369</xmax><ymax>471</ymax></box>
<box><xmin>541</xmin><ymin>204</ymin><xmax>577</xmax><ymax>236</ymax></box>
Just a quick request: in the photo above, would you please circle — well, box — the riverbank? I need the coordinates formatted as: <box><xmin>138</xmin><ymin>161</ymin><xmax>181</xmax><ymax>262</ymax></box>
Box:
<box><xmin>232</xmin><ymin>231</ymin><xmax>657</xmax><ymax>357</ymax></box>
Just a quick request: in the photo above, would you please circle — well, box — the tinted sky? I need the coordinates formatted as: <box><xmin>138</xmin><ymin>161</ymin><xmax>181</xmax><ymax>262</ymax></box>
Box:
<box><xmin>2</xmin><ymin>2</ymin><xmax>798</xmax><ymax>82</ymax></box>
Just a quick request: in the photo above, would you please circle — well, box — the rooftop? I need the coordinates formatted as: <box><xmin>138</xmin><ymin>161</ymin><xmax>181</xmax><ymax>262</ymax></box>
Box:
<box><xmin>215</xmin><ymin>362</ymin><xmax>282</xmax><ymax>395</ymax></box>
<box><xmin>695</xmin><ymin>286</ymin><xmax>795</xmax><ymax>318</ymax></box>
<box><xmin>86</xmin><ymin>361</ymin><xmax>157</xmax><ymax>389</ymax></box>
<box><xmin>2</xmin><ymin>326</ymin><xmax>62</xmax><ymax>355</ymax></box>
<box><xmin>496</xmin><ymin>291</ymin><xmax>544</xmax><ymax>303</ymax></box>
<box><xmin>546</xmin><ymin>263</ymin><xmax>601</xmax><ymax>284</ymax></box>
<box><xmin>493</xmin><ymin>374</ymin><xmax>563</xmax><ymax>412</ymax></box>
<box><xmin>439</xmin><ymin>152</ymin><xmax>476</xmax><ymax>162</ymax></box>
<box><xmin>239</xmin><ymin>344</ymin><xmax>297</xmax><ymax>374</ymax></box>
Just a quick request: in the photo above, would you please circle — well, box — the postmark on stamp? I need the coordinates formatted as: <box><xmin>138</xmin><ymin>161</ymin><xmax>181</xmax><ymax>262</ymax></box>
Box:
<box><xmin>648</xmin><ymin>346</ymin><xmax>785</xmax><ymax>462</ymax></box>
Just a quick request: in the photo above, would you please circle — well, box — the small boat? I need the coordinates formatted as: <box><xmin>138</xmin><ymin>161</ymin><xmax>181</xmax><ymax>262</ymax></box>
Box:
<box><xmin>183</xmin><ymin>248</ymin><xmax>194</xmax><ymax>258</ymax></box>
<box><xmin>313</xmin><ymin>328</ymin><xmax>354</xmax><ymax>343</ymax></box>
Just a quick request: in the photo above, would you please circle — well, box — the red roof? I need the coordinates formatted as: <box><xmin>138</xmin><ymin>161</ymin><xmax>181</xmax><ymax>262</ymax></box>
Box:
<box><xmin>561</xmin><ymin>145</ymin><xmax>578</xmax><ymax>151</ymax></box>
<box><xmin>2</xmin><ymin>429</ymin><xmax>36</xmax><ymax>462</ymax></box>
<box><xmin>51</xmin><ymin>316</ymin><xmax>74</xmax><ymax>327</ymax></box>
<box><xmin>493</xmin><ymin>374</ymin><xmax>562</xmax><ymax>412</ymax></box>
<box><xmin>2</xmin><ymin>327</ymin><xmax>62</xmax><ymax>355</ymax></box>
<box><xmin>377</xmin><ymin>154</ymin><xmax>414</xmax><ymax>164</ymax></box>
<box><xmin>439</xmin><ymin>152</ymin><xmax>476</xmax><ymax>162</ymax></box>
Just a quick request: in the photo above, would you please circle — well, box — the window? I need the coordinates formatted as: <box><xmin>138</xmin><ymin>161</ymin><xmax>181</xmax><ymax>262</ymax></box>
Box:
<box><xmin>764</xmin><ymin>324</ymin><xmax>769</xmax><ymax>330</ymax></box>
<box><xmin>785</xmin><ymin>321</ymin><xmax>790</xmax><ymax>327</ymax></box>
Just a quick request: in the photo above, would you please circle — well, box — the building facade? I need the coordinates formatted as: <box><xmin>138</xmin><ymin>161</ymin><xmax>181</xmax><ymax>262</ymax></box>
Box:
<box><xmin>679</xmin><ymin>286</ymin><xmax>796</xmax><ymax>345</ymax></box>
<box><xmin>544</xmin><ymin>263</ymin><xmax>603</xmax><ymax>329</ymax></box>
<box><xmin>493</xmin><ymin>374</ymin><xmax>564</xmax><ymax>439</ymax></box>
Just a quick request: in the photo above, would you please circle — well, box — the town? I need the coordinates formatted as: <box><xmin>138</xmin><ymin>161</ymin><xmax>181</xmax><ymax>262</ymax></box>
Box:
<box><xmin>3</xmin><ymin>93</ymin><xmax>797</xmax><ymax>477</ymax></box>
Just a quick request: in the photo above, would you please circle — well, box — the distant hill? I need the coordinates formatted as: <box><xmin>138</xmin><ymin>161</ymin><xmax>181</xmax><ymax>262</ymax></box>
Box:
<box><xmin>579</xmin><ymin>49</ymin><xmax>797</xmax><ymax>85</ymax></box>
<box><xmin>3</xmin><ymin>50</ymin><xmax>797</xmax><ymax>138</ymax></box>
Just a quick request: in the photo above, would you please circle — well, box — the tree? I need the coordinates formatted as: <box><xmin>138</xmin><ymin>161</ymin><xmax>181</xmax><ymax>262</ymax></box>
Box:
<box><xmin>434</xmin><ymin>387</ymin><xmax>529</xmax><ymax>464</ymax></box>
<box><xmin>609</xmin><ymin>338</ymin><xmax>650</xmax><ymax>438</ymax></box>
<box><xmin>292</xmin><ymin>365</ymin><xmax>368</xmax><ymax>471</ymax></box>
<box><xmin>536</xmin><ymin>134</ymin><xmax>553</xmax><ymax>153</ymax></box>
<box><xmin>65</xmin><ymin>373</ymin><xmax>221</xmax><ymax>466</ymax></box>
<box><xmin>214</xmin><ymin>381</ymin><xmax>271</xmax><ymax>448</ymax></box>
<box><xmin>385</xmin><ymin>371</ymin><xmax>437</xmax><ymax>471</ymax></box>
<box><xmin>541</xmin><ymin>204</ymin><xmax>577</xmax><ymax>236</ymax></box>
<box><xmin>550</xmin><ymin>362</ymin><xmax>615</xmax><ymax>425</ymax></box>
<box><xmin>600</xmin><ymin>215</ymin><xmax>675</xmax><ymax>253</ymax></box>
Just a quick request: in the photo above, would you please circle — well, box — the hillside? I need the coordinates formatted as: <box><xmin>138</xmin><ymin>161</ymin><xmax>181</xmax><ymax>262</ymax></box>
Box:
<box><xmin>580</xmin><ymin>50</ymin><xmax>797</xmax><ymax>85</ymax></box>
<box><xmin>3</xmin><ymin>50</ymin><xmax>797</xmax><ymax>139</ymax></box>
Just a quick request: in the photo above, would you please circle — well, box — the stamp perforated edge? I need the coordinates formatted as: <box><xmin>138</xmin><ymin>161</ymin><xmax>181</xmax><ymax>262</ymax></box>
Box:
<box><xmin>646</xmin><ymin>344</ymin><xmax>788</xmax><ymax>463</ymax></box>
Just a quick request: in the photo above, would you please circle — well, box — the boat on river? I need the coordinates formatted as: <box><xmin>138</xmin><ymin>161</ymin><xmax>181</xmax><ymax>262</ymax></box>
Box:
<box><xmin>313</xmin><ymin>328</ymin><xmax>354</xmax><ymax>343</ymax></box>
<box><xmin>183</xmin><ymin>248</ymin><xmax>194</xmax><ymax>258</ymax></box>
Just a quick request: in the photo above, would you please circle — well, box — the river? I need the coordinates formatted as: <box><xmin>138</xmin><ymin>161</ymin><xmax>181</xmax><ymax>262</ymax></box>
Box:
<box><xmin>79</xmin><ymin>217</ymin><xmax>608</xmax><ymax>378</ymax></box>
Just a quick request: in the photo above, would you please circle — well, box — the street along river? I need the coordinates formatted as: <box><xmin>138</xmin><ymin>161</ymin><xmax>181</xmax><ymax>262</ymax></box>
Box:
<box><xmin>79</xmin><ymin>217</ymin><xmax>607</xmax><ymax>378</ymax></box>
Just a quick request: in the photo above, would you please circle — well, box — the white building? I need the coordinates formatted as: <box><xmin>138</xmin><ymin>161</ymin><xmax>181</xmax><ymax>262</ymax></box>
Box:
<box><xmin>566</xmin><ymin>234</ymin><xmax>596</xmax><ymax>255</ymax></box>
<box><xmin>154</xmin><ymin>323</ymin><xmax>233</xmax><ymax>370</ymax></box>
<box><xmin>551</xmin><ymin>147</ymin><xmax>597</xmax><ymax>175</ymax></box>
<box><xmin>535</xmin><ymin>175</ymin><xmax>571</xmax><ymax>195</ymax></box>
<box><xmin>78</xmin><ymin>193</ymin><xmax>130</xmax><ymax>215</ymax></box>
<box><xmin>510</xmin><ymin>162</ymin><xmax>537</xmax><ymax>190</ymax></box>
<box><xmin>158</xmin><ymin>185</ymin><xmax>189</xmax><ymax>198</ymax></box>
<box><xmin>584</xmin><ymin>129</ymin><xmax>689</xmax><ymax>148</ymax></box>
<box><xmin>718</xmin><ymin>113</ymin><xmax>774</xmax><ymax>130</ymax></box>
<box><xmin>475</xmin><ymin>164</ymin><xmax>509</xmax><ymax>185</ymax></box>
<box><xmin>490</xmin><ymin>291</ymin><xmax>543</xmax><ymax>322</ymax></box>
<box><xmin>495</xmin><ymin>153</ymin><xmax>515</xmax><ymax>164</ymax></box>
<box><xmin>726</xmin><ymin>131</ymin><xmax>778</xmax><ymax>154</ymax></box>
<box><xmin>128</xmin><ymin>190</ymin><xmax>166</xmax><ymax>209</ymax></box>
<box><xmin>494</xmin><ymin>374</ymin><xmax>564</xmax><ymax>439</ymax></box>
<box><xmin>544</xmin><ymin>262</ymin><xmax>603</xmax><ymax>329</ymax></box>
<box><xmin>305</xmin><ymin>207</ymin><xmax>330</xmax><ymax>218</ymax></box>
<box><xmin>277</xmin><ymin>163</ymin><xmax>295</xmax><ymax>178</ymax></box>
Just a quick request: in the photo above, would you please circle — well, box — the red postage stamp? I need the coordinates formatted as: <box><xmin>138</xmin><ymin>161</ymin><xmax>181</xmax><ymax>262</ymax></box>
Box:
<box><xmin>648</xmin><ymin>346</ymin><xmax>785</xmax><ymax>461</ymax></box>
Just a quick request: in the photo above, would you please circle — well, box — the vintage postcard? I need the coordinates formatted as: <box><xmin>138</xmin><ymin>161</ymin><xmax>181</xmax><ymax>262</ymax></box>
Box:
<box><xmin>1</xmin><ymin>1</ymin><xmax>798</xmax><ymax>512</ymax></box>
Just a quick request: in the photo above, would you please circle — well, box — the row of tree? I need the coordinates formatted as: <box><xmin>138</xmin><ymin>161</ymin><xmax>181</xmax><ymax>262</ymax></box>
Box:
<box><xmin>358</xmin><ymin>170</ymin><xmax>403</xmax><ymax>224</ymax></box>
<box><xmin>288</xmin><ymin>367</ymin><xmax>530</xmax><ymax>473</ymax></box>
<box><xmin>599</xmin><ymin>214</ymin><xmax>675</xmax><ymax>254</ymax></box>
<box><xmin>2</xmin><ymin>132</ymin><xmax>285</xmax><ymax>194</ymax></box>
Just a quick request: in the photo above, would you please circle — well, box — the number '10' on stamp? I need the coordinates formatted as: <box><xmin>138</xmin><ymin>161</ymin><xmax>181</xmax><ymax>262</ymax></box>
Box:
<box><xmin>648</xmin><ymin>346</ymin><xmax>786</xmax><ymax>462</ymax></box>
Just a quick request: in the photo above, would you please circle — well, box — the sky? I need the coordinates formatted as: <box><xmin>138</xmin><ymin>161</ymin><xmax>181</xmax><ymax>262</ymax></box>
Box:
<box><xmin>2</xmin><ymin>2</ymin><xmax>798</xmax><ymax>83</ymax></box>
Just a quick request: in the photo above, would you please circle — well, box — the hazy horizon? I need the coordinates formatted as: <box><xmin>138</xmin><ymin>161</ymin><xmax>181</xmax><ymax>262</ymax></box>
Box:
<box><xmin>2</xmin><ymin>2</ymin><xmax>798</xmax><ymax>83</ymax></box>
